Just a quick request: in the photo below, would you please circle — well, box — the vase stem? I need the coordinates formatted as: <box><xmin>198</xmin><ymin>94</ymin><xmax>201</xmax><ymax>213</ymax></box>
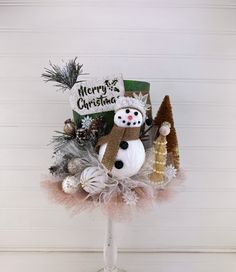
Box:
<box><xmin>103</xmin><ymin>217</ymin><xmax>117</xmax><ymax>272</ymax></box>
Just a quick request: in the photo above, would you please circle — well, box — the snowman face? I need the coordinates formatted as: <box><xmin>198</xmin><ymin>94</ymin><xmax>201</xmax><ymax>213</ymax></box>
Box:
<box><xmin>114</xmin><ymin>108</ymin><xmax>143</xmax><ymax>127</ymax></box>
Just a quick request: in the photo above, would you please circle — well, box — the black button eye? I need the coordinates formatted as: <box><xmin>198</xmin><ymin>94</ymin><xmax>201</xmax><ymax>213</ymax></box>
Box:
<box><xmin>122</xmin><ymin>120</ymin><xmax>126</xmax><ymax>123</ymax></box>
<box><xmin>134</xmin><ymin>111</ymin><xmax>138</xmax><ymax>116</ymax></box>
<box><xmin>118</xmin><ymin>116</ymin><xmax>121</xmax><ymax>119</ymax></box>
<box><xmin>138</xmin><ymin>121</ymin><xmax>141</xmax><ymax>124</ymax></box>
<box><xmin>126</xmin><ymin>109</ymin><xmax>130</xmax><ymax>114</ymax></box>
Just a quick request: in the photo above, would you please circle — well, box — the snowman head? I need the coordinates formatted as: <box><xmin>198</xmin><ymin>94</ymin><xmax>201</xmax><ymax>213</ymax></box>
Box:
<box><xmin>114</xmin><ymin>94</ymin><xmax>148</xmax><ymax>127</ymax></box>
<box><xmin>114</xmin><ymin>107</ymin><xmax>143</xmax><ymax>127</ymax></box>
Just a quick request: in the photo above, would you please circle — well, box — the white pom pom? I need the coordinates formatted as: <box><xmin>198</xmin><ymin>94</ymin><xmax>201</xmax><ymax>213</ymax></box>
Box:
<box><xmin>62</xmin><ymin>175</ymin><xmax>80</xmax><ymax>194</ymax></box>
<box><xmin>159</xmin><ymin>125</ymin><xmax>170</xmax><ymax>136</ymax></box>
<box><xmin>80</xmin><ymin>166</ymin><xmax>107</xmax><ymax>195</ymax></box>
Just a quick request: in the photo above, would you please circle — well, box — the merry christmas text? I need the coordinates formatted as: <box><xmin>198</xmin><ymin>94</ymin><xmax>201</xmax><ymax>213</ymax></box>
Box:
<box><xmin>69</xmin><ymin>75</ymin><xmax>125</xmax><ymax>115</ymax></box>
<box><xmin>77</xmin><ymin>85</ymin><xmax>114</xmax><ymax>97</ymax></box>
<box><xmin>77</xmin><ymin>95</ymin><xmax>117</xmax><ymax>110</ymax></box>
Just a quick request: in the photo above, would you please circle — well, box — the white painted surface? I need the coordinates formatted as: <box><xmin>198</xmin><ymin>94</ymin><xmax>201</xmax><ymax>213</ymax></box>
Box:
<box><xmin>0</xmin><ymin>252</ymin><xmax>236</xmax><ymax>272</ymax></box>
<box><xmin>0</xmin><ymin>0</ymin><xmax>236</xmax><ymax>270</ymax></box>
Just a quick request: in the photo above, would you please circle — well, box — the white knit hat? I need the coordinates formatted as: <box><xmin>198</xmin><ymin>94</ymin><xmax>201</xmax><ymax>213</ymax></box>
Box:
<box><xmin>114</xmin><ymin>93</ymin><xmax>150</xmax><ymax>122</ymax></box>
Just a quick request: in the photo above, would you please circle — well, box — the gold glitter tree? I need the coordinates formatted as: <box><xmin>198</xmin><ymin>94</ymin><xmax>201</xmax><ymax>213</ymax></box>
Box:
<box><xmin>150</xmin><ymin>122</ymin><xmax>170</xmax><ymax>184</ymax></box>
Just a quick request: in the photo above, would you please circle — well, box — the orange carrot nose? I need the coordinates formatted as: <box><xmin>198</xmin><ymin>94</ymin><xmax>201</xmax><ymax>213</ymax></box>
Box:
<box><xmin>128</xmin><ymin>115</ymin><xmax>133</xmax><ymax>120</ymax></box>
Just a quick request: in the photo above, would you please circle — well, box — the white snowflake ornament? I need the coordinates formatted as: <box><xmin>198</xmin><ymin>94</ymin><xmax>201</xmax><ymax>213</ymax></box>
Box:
<box><xmin>81</xmin><ymin>116</ymin><xmax>93</xmax><ymax>129</ymax></box>
<box><xmin>122</xmin><ymin>190</ymin><xmax>139</xmax><ymax>206</ymax></box>
<box><xmin>164</xmin><ymin>164</ymin><xmax>177</xmax><ymax>181</ymax></box>
<box><xmin>133</xmin><ymin>92</ymin><xmax>151</xmax><ymax>112</ymax></box>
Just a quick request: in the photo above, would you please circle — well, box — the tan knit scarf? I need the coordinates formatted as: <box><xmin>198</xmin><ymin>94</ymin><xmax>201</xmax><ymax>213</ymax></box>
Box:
<box><xmin>96</xmin><ymin>125</ymin><xmax>141</xmax><ymax>172</ymax></box>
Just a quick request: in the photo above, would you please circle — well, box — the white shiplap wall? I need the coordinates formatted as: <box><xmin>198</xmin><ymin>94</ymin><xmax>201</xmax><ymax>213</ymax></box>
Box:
<box><xmin>0</xmin><ymin>1</ymin><xmax>236</xmax><ymax>271</ymax></box>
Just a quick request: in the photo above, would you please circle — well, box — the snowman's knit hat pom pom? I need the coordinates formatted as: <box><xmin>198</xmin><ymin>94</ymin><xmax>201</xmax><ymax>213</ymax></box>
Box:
<box><xmin>115</xmin><ymin>93</ymin><xmax>150</xmax><ymax>121</ymax></box>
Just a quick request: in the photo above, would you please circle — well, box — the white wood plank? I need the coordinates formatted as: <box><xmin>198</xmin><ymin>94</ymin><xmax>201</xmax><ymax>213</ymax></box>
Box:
<box><xmin>1</xmin><ymin>0</ymin><xmax>236</xmax><ymax>6</ymax></box>
<box><xmin>177</xmin><ymin>127</ymin><xmax>236</xmax><ymax>148</ymax></box>
<box><xmin>0</xmin><ymin>149</ymin><xmax>52</xmax><ymax>169</ymax></box>
<box><xmin>1</xmin><ymin>32</ymin><xmax>236</xmax><ymax>57</ymax></box>
<box><xmin>1</xmin><ymin>207</ymin><xmax>236</xmax><ymax>231</ymax></box>
<box><xmin>0</xmin><ymin>6</ymin><xmax>235</xmax><ymax>32</ymax></box>
<box><xmin>0</xmin><ymin>102</ymin><xmax>71</xmax><ymax>126</ymax></box>
<box><xmin>181</xmin><ymin>148</ymin><xmax>236</xmax><ymax>169</ymax></box>
<box><xmin>182</xmin><ymin>171</ymin><xmax>236</xmax><ymax>190</ymax></box>
<box><xmin>0</xmin><ymin>79</ymin><xmax>66</xmax><ymax>101</ymax></box>
<box><xmin>0</xmin><ymin>56</ymin><xmax>235</xmax><ymax>79</ymax></box>
<box><xmin>1</xmin><ymin>0</ymin><xmax>236</xmax><ymax>7</ymax></box>
<box><xmin>0</xmin><ymin>252</ymin><xmax>236</xmax><ymax>272</ymax></box>
<box><xmin>0</xmin><ymin>226</ymin><xmax>236</xmax><ymax>249</ymax></box>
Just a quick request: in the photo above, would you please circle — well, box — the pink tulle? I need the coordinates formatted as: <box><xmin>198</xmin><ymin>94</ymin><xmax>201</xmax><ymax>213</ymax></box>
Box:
<box><xmin>155</xmin><ymin>169</ymin><xmax>185</xmax><ymax>202</ymax></box>
<box><xmin>42</xmin><ymin>170</ymin><xmax>185</xmax><ymax>221</ymax></box>
<box><xmin>41</xmin><ymin>177</ymin><xmax>95</xmax><ymax>215</ymax></box>
<box><xmin>102</xmin><ymin>186</ymin><xmax>155</xmax><ymax>221</ymax></box>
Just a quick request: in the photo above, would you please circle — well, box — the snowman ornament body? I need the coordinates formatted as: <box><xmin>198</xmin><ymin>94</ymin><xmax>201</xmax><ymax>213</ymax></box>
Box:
<box><xmin>98</xmin><ymin>95</ymin><xmax>148</xmax><ymax>179</ymax></box>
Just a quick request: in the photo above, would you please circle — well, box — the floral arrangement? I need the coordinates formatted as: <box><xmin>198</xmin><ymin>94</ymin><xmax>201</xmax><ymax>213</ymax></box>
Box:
<box><xmin>42</xmin><ymin>58</ymin><xmax>183</xmax><ymax>220</ymax></box>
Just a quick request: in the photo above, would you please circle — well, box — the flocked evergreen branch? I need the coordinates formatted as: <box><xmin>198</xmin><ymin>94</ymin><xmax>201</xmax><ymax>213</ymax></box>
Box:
<box><xmin>42</xmin><ymin>57</ymin><xmax>86</xmax><ymax>91</ymax></box>
<box><xmin>50</xmin><ymin>131</ymin><xmax>76</xmax><ymax>153</ymax></box>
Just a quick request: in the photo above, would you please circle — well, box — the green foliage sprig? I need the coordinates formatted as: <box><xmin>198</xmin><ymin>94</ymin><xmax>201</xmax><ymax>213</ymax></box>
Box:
<box><xmin>42</xmin><ymin>57</ymin><xmax>86</xmax><ymax>91</ymax></box>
